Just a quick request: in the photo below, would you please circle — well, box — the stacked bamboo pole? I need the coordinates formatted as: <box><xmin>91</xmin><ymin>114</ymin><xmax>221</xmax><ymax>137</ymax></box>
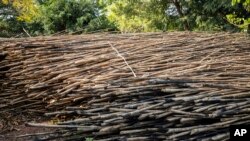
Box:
<box><xmin>0</xmin><ymin>32</ymin><xmax>250</xmax><ymax>140</ymax></box>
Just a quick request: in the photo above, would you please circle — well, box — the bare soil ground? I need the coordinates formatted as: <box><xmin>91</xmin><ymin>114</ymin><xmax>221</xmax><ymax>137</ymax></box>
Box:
<box><xmin>0</xmin><ymin>124</ymin><xmax>56</xmax><ymax>141</ymax></box>
<box><xmin>0</xmin><ymin>112</ymin><xmax>57</xmax><ymax>141</ymax></box>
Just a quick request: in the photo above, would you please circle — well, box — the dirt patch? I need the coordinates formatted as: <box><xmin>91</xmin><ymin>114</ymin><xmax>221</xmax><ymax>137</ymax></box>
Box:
<box><xmin>0</xmin><ymin>124</ymin><xmax>57</xmax><ymax>141</ymax></box>
<box><xmin>0</xmin><ymin>112</ymin><xmax>57</xmax><ymax>141</ymax></box>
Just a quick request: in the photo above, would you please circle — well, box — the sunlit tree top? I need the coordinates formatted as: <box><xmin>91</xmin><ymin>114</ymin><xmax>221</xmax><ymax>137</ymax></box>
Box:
<box><xmin>2</xmin><ymin>0</ymin><xmax>39</xmax><ymax>22</ymax></box>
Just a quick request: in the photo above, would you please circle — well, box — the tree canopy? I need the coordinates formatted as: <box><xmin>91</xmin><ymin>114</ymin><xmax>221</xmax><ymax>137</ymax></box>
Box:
<box><xmin>0</xmin><ymin>0</ymin><xmax>249</xmax><ymax>37</ymax></box>
<box><xmin>227</xmin><ymin>0</ymin><xmax>250</xmax><ymax>32</ymax></box>
<box><xmin>2</xmin><ymin>0</ymin><xmax>39</xmax><ymax>22</ymax></box>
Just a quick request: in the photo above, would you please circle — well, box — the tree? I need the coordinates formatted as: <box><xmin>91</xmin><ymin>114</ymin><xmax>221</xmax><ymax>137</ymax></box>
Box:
<box><xmin>186</xmin><ymin>0</ymin><xmax>238</xmax><ymax>31</ymax></box>
<box><xmin>227</xmin><ymin>0</ymin><xmax>250</xmax><ymax>32</ymax></box>
<box><xmin>103</xmin><ymin>0</ymin><xmax>239</xmax><ymax>32</ymax></box>
<box><xmin>1</xmin><ymin>0</ymin><xmax>39</xmax><ymax>22</ymax></box>
<box><xmin>0</xmin><ymin>1</ymin><xmax>23</xmax><ymax>37</ymax></box>
<box><xmin>105</xmin><ymin>0</ymin><xmax>169</xmax><ymax>32</ymax></box>
<box><xmin>0</xmin><ymin>0</ymin><xmax>41</xmax><ymax>37</ymax></box>
<box><xmin>36</xmin><ymin>0</ymin><xmax>115</xmax><ymax>34</ymax></box>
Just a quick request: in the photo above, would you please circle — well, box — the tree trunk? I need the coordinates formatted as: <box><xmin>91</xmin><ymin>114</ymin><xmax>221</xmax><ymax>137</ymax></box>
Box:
<box><xmin>172</xmin><ymin>0</ymin><xmax>190</xmax><ymax>31</ymax></box>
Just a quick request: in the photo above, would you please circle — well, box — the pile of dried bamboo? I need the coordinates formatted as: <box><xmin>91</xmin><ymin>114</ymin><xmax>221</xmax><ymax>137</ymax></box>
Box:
<box><xmin>0</xmin><ymin>32</ymin><xmax>250</xmax><ymax>140</ymax></box>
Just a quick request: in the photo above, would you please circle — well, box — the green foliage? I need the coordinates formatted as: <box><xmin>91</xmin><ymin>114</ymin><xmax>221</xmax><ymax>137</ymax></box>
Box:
<box><xmin>187</xmin><ymin>0</ymin><xmax>237</xmax><ymax>31</ymax></box>
<box><xmin>1</xmin><ymin>0</ymin><xmax>249</xmax><ymax>37</ymax></box>
<box><xmin>227</xmin><ymin>0</ymin><xmax>250</xmax><ymax>31</ymax></box>
<box><xmin>0</xmin><ymin>1</ymin><xmax>24</xmax><ymax>37</ymax></box>
<box><xmin>104</xmin><ymin>0</ymin><xmax>240</xmax><ymax>32</ymax></box>
<box><xmin>35</xmin><ymin>0</ymin><xmax>115</xmax><ymax>34</ymax></box>
<box><xmin>85</xmin><ymin>137</ymin><xmax>93</xmax><ymax>141</ymax></box>
<box><xmin>106</xmin><ymin>0</ymin><xmax>172</xmax><ymax>32</ymax></box>
<box><xmin>1</xmin><ymin>0</ymin><xmax>39</xmax><ymax>22</ymax></box>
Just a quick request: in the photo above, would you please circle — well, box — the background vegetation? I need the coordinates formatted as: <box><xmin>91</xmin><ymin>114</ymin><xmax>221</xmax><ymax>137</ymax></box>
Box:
<box><xmin>0</xmin><ymin>0</ymin><xmax>249</xmax><ymax>37</ymax></box>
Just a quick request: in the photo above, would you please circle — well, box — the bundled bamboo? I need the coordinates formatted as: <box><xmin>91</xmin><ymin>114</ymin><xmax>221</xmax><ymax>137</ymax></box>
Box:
<box><xmin>0</xmin><ymin>32</ymin><xmax>250</xmax><ymax>140</ymax></box>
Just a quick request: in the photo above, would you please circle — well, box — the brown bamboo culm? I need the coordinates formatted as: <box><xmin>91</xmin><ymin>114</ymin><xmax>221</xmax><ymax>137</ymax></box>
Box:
<box><xmin>0</xmin><ymin>32</ymin><xmax>250</xmax><ymax>140</ymax></box>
